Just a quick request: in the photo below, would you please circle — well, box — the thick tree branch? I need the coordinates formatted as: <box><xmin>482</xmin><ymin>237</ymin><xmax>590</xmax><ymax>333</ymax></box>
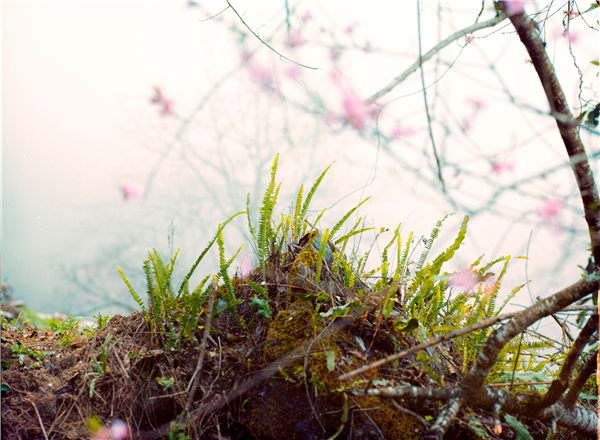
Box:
<box><xmin>503</xmin><ymin>2</ymin><xmax>600</xmax><ymax>266</ymax></box>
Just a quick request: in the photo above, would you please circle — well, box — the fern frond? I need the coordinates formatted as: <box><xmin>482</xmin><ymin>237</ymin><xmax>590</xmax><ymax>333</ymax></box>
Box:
<box><xmin>118</xmin><ymin>266</ymin><xmax>145</xmax><ymax>312</ymax></box>
<box><xmin>315</xmin><ymin>228</ymin><xmax>330</xmax><ymax>283</ymax></box>
<box><xmin>330</xmin><ymin>197</ymin><xmax>371</xmax><ymax>239</ymax></box>
<box><xmin>298</xmin><ymin>164</ymin><xmax>332</xmax><ymax>235</ymax></box>
<box><xmin>178</xmin><ymin>211</ymin><xmax>244</xmax><ymax>297</ymax></box>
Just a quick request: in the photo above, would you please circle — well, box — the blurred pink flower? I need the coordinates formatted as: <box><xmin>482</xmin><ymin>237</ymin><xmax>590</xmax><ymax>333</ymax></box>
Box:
<box><xmin>562</xmin><ymin>29</ymin><xmax>578</xmax><ymax>44</ymax></box>
<box><xmin>504</xmin><ymin>0</ymin><xmax>525</xmax><ymax>14</ymax></box>
<box><xmin>389</xmin><ymin>124</ymin><xmax>415</xmax><ymax>139</ymax></box>
<box><xmin>344</xmin><ymin>23</ymin><xmax>356</xmax><ymax>34</ymax></box>
<box><xmin>150</xmin><ymin>86</ymin><xmax>174</xmax><ymax>117</ymax></box>
<box><xmin>538</xmin><ymin>199</ymin><xmax>563</xmax><ymax>221</ymax></box>
<box><xmin>285</xmin><ymin>65</ymin><xmax>300</xmax><ymax>80</ymax></box>
<box><xmin>450</xmin><ymin>268</ymin><xmax>479</xmax><ymax>292</ymax></box>
<box><xmin>342</xmin><ymin>90</ymin><xmax>371</xmax><ymax>130</ymax></box>
<box><xmin>160</xmin><ymin>98</ymin><xmax>174</xmax><ymax>116</ymax></box>
<box><xmin>91</xmin><ymin>419</ymin><xmax>129</xmax><ymax>440</ymax></box>
<box><xmin>329</xmin><ymin>69</ymin><xmax>341</xmax><ymax>84</ymax></box>
<box><xmin>237</xmin><ymin>254</ymin><xmax>254</xmax><ymax>278</ymax></box>
<box><xmin>287</xmin><ymin>30</ymin><xmax>306</xmax><ymax>47</ymax></box>
<box><xmin>564</xmin><ymin>9</ymin><xmax>579</xmax><ymax>18</ymax></box>
<box><xmin>249</xmin><ymin>63</ymin><xmax>273</xmax><ymax>86</ymax></box>
<box><xmin>301</xmin><ymin>11</ymin><xmax>312</xmax><ymax>22</ymax></box>
<box><xmin>465</xmin><ymin>34</ymin><xmax>474</xmax><ymax>44</ymax></box>
<box><xmin>468</xmin><ymin>98</ymin><xmax>486</xmax><ymax>110</ymax></box>
<box><xmin>491</xmin><ymin>161</ymin><xmax>515</xmax><ymax>175</ymax></box>
<box><xmin>120</xmin><ymin>179</ymin><xmax>142</xmax><ymax>201</ymax></box>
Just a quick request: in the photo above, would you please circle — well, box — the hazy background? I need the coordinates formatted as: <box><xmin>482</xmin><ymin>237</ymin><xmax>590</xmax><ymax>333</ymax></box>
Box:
<box><xmin>2</xmin><ymin>1</ymin><xmax>598</xmax><ymax>335</ymax></box>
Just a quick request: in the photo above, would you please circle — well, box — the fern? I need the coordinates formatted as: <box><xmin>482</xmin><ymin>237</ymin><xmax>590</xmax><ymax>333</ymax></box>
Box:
<box><xmin>294</xmin><ymin>164</ymin><xmax>332</xmax><ymax>239</ymax></box>
<box><xmin>178</xmin><ymin>211</ymin><xmax>244</xmax><ymax>297</ymax></box>
<box><xmin>315</xmin><ymin>228</ymin><xmax>330</xmax><ymax>283</ymax></box>
<box><xmin>257</xmin><ymin>155</ymin><xmax>280</xmax><ymax>282</ymax></box>
<box><xmin>217</xmin><ymin>227</ymin><xmax>242</xmax><ymax>323</ymax></box>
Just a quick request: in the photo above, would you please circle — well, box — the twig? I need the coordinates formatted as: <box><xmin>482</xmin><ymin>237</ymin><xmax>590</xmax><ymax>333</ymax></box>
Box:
<box><xmin>226</xmin><ymin>1</ymin><xmax>318</xmax><ymax>70</ymax></box>
<box><xmin>186</xmin><ymin>279</ymin><xmax>217</xmax><ymax>412</ymax></box>
<box><xmin>26</xmin><ymin>398</ymin><xmax>49</xmax><ymax>440</ymax></box>
<box><xmin>367</xmin><ymin>12</ymin><xmax>506</xmax><ymax>103</ymax></box>
<box><xmin>416</xmin><ymin>0</ymin><xmax>445</xmax><ymax>192</ymax></box>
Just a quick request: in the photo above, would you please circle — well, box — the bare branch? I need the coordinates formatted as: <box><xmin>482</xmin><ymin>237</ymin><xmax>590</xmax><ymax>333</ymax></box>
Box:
<box><xmin>367</xmin><ymin>12</ymin><xmax>507</xmax><ymax>103</ymax></box>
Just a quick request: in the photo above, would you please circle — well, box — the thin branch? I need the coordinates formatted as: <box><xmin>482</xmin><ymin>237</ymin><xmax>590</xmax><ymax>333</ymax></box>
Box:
<box><xmin>226</xmin><ymin>1</ymin><xmax>318</xmax><ymax>70</ymax></box>
<box><xmin>416</xmin><ymin>0</ymin><xmax>445</xmax><ymax>192</ymax></box>
<box><xmin>367</xmin><ymin>12</ymin><xmax>507</xmax><ymax>103</ymax></box>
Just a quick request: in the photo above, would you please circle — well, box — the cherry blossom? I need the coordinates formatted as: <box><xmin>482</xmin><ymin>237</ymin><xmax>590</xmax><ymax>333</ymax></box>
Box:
<box><xmin>561</xmin><ymin>29</ymin><xmax>578</xmax><ymax>44</ymax></box>
<box><xmin>237</xmin><ymin>253</ymin><xmax>254</xmax><ymax>278</ymax></box>
<box><xmin>342</xmin><ymin>90</ymin><xmax>372</xmax><ymax>130</ymax></box>
<box><xmin>301</xmin><ymin>11</ymin><xmax>312</xmax><ymax>22</ymax></box>
<box><xmin>449</xmin><ymin>268</ymin><xmax>479</xmax><ymax>292</ymax></box>
<box><xmin>491</xmin><ymin>161</ymin><xmax>515</xmax><ymax>175</ymax></box>
<box><xmin>465</xmin><ymin>34</ymin><xmax>474</xmax><ymax>44</ymax></box>
<box><xmin>150</xmin><ymin>87</ymin><xmax>175</xmax><ymax>117</ymax></box>
<box><xmin>389</xmin><ymin>124</ymin><xmax>415</xmax><ymax>139</ymax></box>
<box><xmin>504</xmin><ymin>0</ymin><xmax>525</xmax><ymax>15</ymax></box>
<box><xmin>91</xmin><ymin>419</ymin><xmax>129</xmax><ymax>440</ymax></box>
<box><xmin>120</xmin><ymin>179</ymin><xmax>142</xmax><ymax>201</ymax></box>
<box><xmin>538</xmin><ymin>198</ymin><xmax>563</xmax><ymax>221</ymax></box>
<box><xmin>287</xmin><ymin>30</ymin><xmax>306</xmax><ymax>48</ymax></box>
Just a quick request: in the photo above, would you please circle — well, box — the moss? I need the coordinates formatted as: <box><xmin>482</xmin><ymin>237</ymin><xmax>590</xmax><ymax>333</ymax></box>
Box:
<box><xmin>263</xmin><ymin>303</ymin><xmax>316</xmax><ymax>362</ymax></box>
<box><xmin>356</xmin><ymin>396</ymin><xmax>423</xmax><ymax>439</ymax></box>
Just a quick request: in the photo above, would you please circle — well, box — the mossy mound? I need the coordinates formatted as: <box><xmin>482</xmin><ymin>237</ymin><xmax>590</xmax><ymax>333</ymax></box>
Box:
<box><xmin>1</xmin><ymin>237</ymin><xmax>588</xmax><ymax>440</ymax></box>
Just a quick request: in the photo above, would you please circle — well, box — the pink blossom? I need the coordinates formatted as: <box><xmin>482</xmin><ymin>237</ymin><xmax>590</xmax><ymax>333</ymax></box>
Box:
<box><xmin>389</xmin><ymin>124</ymin><xmax>415</xmax><ymax>139</ymax></box>
<box><xmin>285</xmin><ymin>65</ymin><xmax>300</xmax><ymax>80</ymax></box>
<box><xmin>329</xmin><ymin>69</ymin><xmax>341</xmax><ymax>84</ymax></box>
<box><xmin>287</xmin><ymin>30</ymin><xmax>306</xmax><ymax>47</ymax></box>
<box><xmin>237</xmin><ymin>254</ymin><xmax>254</xmax><ymax>278</ymax></box>
<box><xmin>465</xmin><ymin>35</ymin><xmax>474</xmax><ymax>44</ymax></box>
<box><xmin>150</xmin><ymin>87</ymin><xmax>174</xmax><ymax>117</ymax></box>
<box><xmin>538</xmin><ymin>199</ymin><xmax>563</xmax><ymax>221</ymax></box>
<box><xmin>468</xmin><ymin>98</ymin><xmax>486</xmax><ymax>110</ymax></box>
<box><xmin>562</xmin><ymin>29</ymin><xmax>578</xmax><ymax>44</ymax></box>
<box><xmin>564</xmin><ymin>10</ymin><xmax>579</xmax><ymax>18</ymax></box>
<box><xmin>342</xmin><ymin>90</ymin><xmax>370</xmax><ymax>130</ymax></box>
<box><xmin>504</xmin><ymin>0</ymin><xmax>525</xmax><ymax>15</ymax></box>
<box><xmin>491</xmin><ymin>161</ymin><xmax>515</xmax><ymax>175</ymax></box>
<box><xmin>249</xmin><ymin>64</ymin><xmax>272</xmax><ymax>85</ymax></box>
<box><xmin>91</xmin><ymin>419</ymin><xmax>129</xmax><ymax>440</ymax></box>
<box><xmin>301</xmin><ymin>11</ymin><xmax>312</xmax><ymax>22</ymax></box>
<box><xmin>160</xmin><ymin>98</ymin><xmax>174</xmax><ymax>116</ymax></box>
<box><xmin>450</xmin><ymin>268</ymin><xmax>479</xmax><ymax>292</ymax></box>
<box><xmin>120</xmin><ymin>179</ymin><xmax>142</xmax><ymax>201</ymax></box>
<box><xmin>344</xmin><ymin>23</ymin><xmax>356</xmax><ymax>34</ymax></box>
